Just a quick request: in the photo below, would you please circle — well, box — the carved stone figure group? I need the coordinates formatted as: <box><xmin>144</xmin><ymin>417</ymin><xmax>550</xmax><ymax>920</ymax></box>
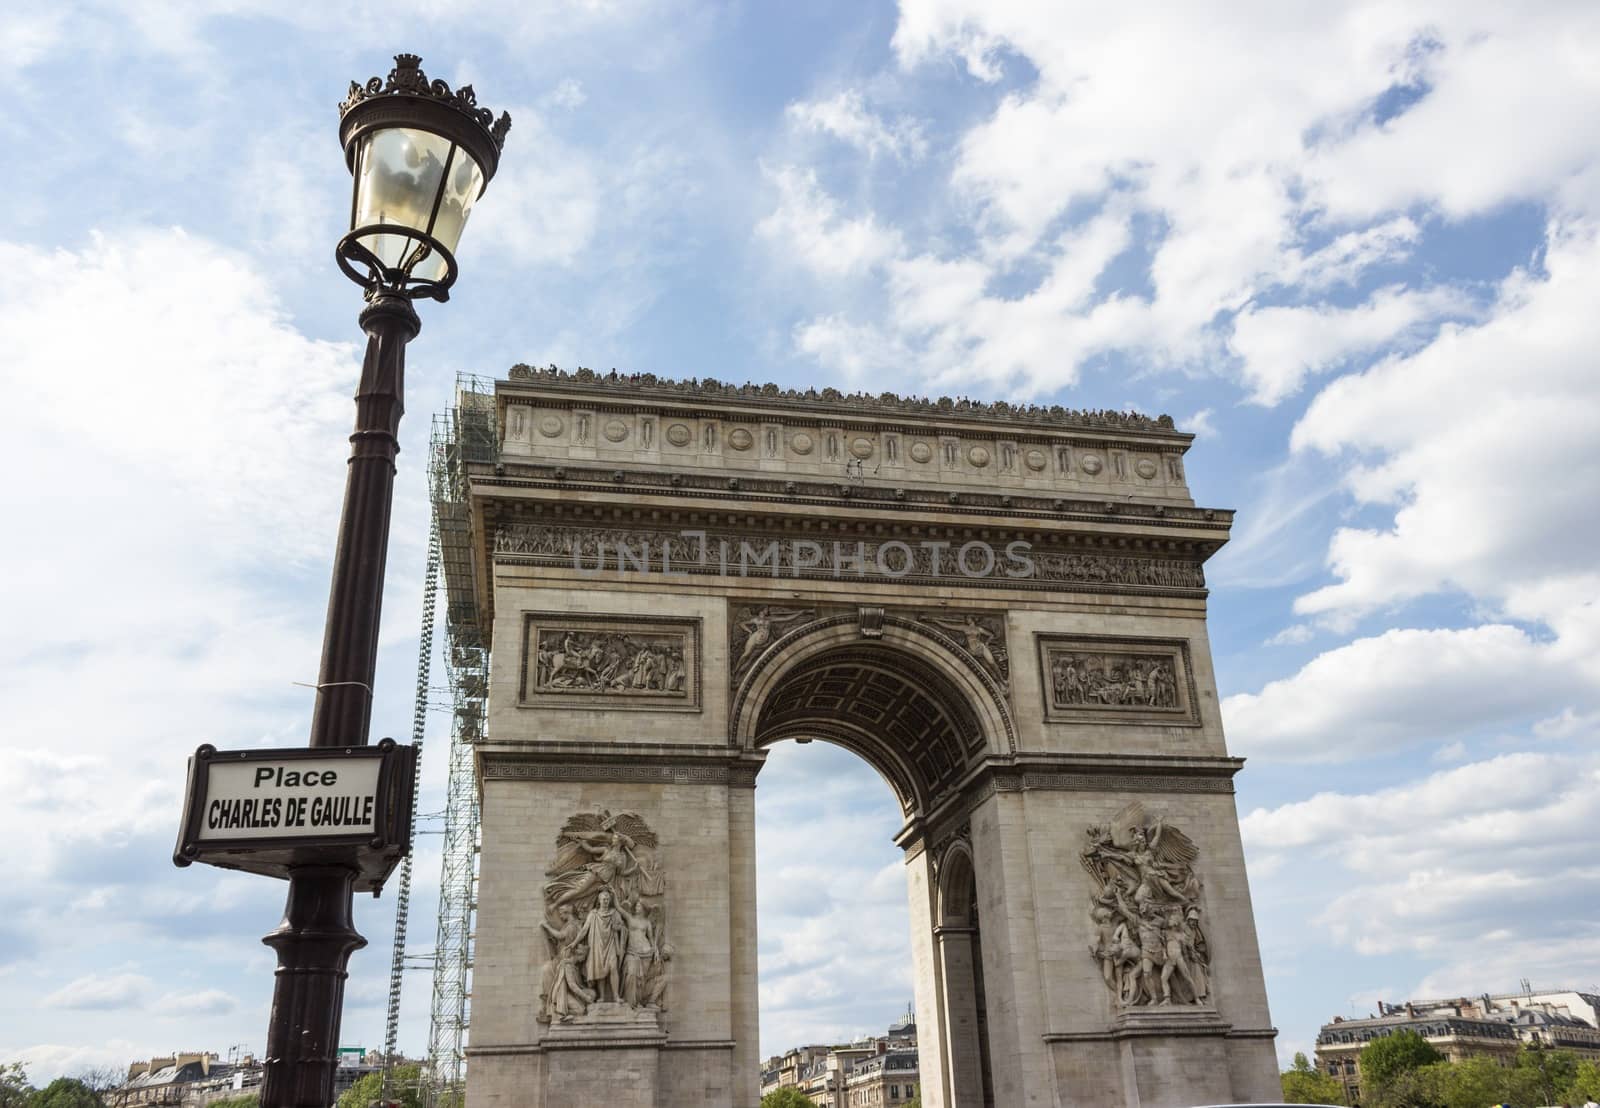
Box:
<box><xmin>1051</xmin><ymin>652</ymin><xmax>1177</xmax><ymax>709</ymax></box>
<box><xmin>538</xmin><ymin>811</ymin><xmax>671</xmax><ymax>1023</ymax></box>
<box><xmin>1081</xmin><ymin>804</ymin><xmax>1210</xmax><ymax>1007</ymax></box>
<box><xmin>534</xmin><ymin>630</ymin><xmax>686</xmax><ymax>696</ymax></box>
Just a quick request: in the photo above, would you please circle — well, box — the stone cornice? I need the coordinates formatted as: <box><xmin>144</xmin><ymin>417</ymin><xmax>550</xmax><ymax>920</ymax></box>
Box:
<box><xmin>502</xmin><ymin>364</ymin><xmax>1187</xmax><ymax>439</ymax></box>
<box><xmin>899</xmin><ymin>752</ymin><xmax>1244</xmax><ymax>856</ymax></box>
<box><xmin>472</xmin><ymin>461</ymin><xmax>1233</xmax><ymax>532</ymax></box>
<box><xmin>478</xmin><ymin>742</ymin><xmax>764</xmax><ymax>789</ymax></box>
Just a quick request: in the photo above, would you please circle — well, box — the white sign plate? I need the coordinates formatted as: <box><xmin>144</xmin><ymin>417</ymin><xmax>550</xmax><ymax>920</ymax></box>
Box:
<box><xmin>197</xmin><ymin>756</ymin><xmax>383</xmax><ymax>841</ymax></box>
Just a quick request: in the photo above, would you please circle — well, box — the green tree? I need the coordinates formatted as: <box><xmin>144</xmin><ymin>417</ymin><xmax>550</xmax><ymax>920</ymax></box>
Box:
<box><xmin>1504</xmin><ymin>1045</ymin><xmax>1579</xmax><ymax>1108</ymax></box>
<box><xmin>1374</xmin><ymin>1060</ymin><xmax>1449</xmax><ymax>1108</ymax></box>
<box><xmin>26</xmin><ymin>1077</ymin><xmax>103</xmax><ymax>1108</ymax></box>
<box><xmin>759</xmin><ymin>1089</ymin><xmax>817</xmax><ymax>1108</ymax></box>
<box><xmin>1432</xmin><ymin>1053</ymin><xmax>1508</xmax><ymax>1108</ymax></box>
<box><xmin>1280</xmin><ymin>1052</ymin><xmax>1347</xmax><ymax>1105</ymax></box>
<box><xmin>1565</xmin><ymin>1058</ymin><xmax>1600</xmax><ymax>1103</ymax></box>
<box><xmin>206</xmin><ymin>1095</ymin><xmax>260</xmax><ymax>1108</ymax></box>
<box><xmin>335</xmin><ymin>1064</ymin><xmax>424</xmax><ymax>1108</ymax></box>
<box><xmin>0</xmin><ymin>1065</ymin><xmax>34</xmax><ymax>1108</ymax></box>
<box><xmin>1360</xmin><ymin>1029</ymin><xmax>1446</xmax><ymax>1090</ymax></box>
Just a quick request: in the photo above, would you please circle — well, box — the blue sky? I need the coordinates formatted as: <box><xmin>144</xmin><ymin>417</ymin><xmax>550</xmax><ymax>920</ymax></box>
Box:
<box><xmin>3</xmin><ymin>0</ymin><xmax>1599</xmax><ymax>1083</ymax></box>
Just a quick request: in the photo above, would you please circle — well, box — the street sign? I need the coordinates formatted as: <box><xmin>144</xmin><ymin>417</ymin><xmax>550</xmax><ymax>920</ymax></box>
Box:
<box><xmin>173</xmin><ymin>738</ymin><xmax>417</xmax><ymax>893</ymax></box>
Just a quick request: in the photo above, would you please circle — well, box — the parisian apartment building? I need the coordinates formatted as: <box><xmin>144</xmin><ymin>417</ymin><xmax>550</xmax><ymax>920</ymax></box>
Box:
<box><xmin>1315</xmin><ymin>987</ymin><xmax>1600</xmax><ymax>1105</ymax></box>
<box><xmin>762</xmin><ymin>1011</ymin><xmax>921</xmax><ymax>1108</ymax></box>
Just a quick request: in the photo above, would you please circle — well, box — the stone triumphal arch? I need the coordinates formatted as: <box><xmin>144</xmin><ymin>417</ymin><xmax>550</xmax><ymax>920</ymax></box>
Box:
<box><xmin>449</xmin><ymin>368</ymin><xmax>1278</xmax><ymax>1107</ymax></box>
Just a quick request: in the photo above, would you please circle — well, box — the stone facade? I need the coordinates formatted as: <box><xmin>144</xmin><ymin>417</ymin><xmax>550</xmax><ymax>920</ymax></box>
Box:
<box><xmin>454</xmin><ymin>370</ymin><xmax>1278</xmax><ymax>1107</ymax></box>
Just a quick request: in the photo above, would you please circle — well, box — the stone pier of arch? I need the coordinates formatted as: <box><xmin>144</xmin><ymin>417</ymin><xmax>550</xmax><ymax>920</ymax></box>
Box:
<box><xmin>453</xmin><ymin>369</ymin><xmax>1279</xmax><ymax>1107</ymax></box>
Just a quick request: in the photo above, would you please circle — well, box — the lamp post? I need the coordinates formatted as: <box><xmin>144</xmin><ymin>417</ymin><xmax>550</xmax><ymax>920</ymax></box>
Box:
<box><xmin>257</xmin><ymin>55</ymin><xmax>509</xmax><ymax>1108</ymax></box>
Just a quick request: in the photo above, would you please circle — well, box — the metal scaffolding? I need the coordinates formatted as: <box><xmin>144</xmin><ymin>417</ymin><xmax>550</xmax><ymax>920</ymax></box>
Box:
<box><xmin>380</xmin><ymin>518</ymin><xmax>439</xmax><ymax>1101</ymax></box>
<box><xmin>422</xmin><ymin>376</ymin><xmax>497</xmax><ymax>1105</ymax></box>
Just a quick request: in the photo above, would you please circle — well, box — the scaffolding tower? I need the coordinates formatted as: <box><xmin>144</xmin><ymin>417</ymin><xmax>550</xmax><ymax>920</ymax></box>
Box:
<box><xmin>422</xmin><ymin>376</ymin><xmax>498</xmax><ymax>1106</ymax></box>
<box><xmin>380</xmin><ymin>518</ymin><xmax>439</xmax><ymax>1101</ymax></box>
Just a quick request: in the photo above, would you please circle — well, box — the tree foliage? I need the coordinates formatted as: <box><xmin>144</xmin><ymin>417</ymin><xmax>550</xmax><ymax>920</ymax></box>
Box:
<box><xmin>1568</xmin><ymin>1058</ymin><xmax>1600</xmax><ymax>1102</ymax></box>
<box><xmin>0</xmin><ymin>1066</ymin><xmax>34</xmax><ymax>1108</ymax></box>
<box><xmin>1359</xmin><ymin>1029</ymin><xmax>1446</xmax><ymax>1091</ymax></box>
<box><xmin>759</xmin><ymin>1089</ymin><xmax>817</xmax><ymax>1108</ymax></box>
<box><xmin>1280</xmin><ymin>1052</ymin><xmax>1346</xmax><ymax>1105</ymax></box>
<box><xmin>207</xmin><ymin>1095</ymin><xmax>260</xmax><ymax>1108</ymax></box>
<box><xmin>26</xmin><ymin>1078</ymin><xmax>103</xmax><ymax>1108</ymax></box>
<box><xmin>335</xmin><ymin>1064</ymin><xmax>425</xmax><ymax>1108</ymax></box>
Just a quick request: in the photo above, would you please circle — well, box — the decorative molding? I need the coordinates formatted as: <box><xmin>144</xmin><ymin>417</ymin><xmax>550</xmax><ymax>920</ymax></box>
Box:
<box><xmin>480</xmin><ymin>462</ymin><xmax>1230</xmax><ymax>533</ymax></box>
<box><xmin>1043</xmin><ymin>1020</ymin><xmax>1231</xmax><ymax>1043</ymax></box>
<box><xmin>339</xmin><ymin>54</ymin><xmax>510</xmax><ymax>149</ymax></box>
<box><xmin>1082</xmin><ymin>802</ymin><xmax>1211</xmax><ymax>1009</ymax></box>
<box><xmin>1037</xmin><ymin>634</ymin><xmax>1200</xmax><ymax>727</ymax></box>
<box><xmin>504</xmin><ymin>364</ymin><xmax>1181</xmax><ymax>435</ymax></box>
<box><xmin>858</xmin><ymin>606</ymin><xmax>885</xmax><ymax>638</ymax></box>
<box><xmin>519</xmin><ymin>613</ymin><xmax>701</xmax><ymax>713</ymax></box>
<box><xmin>465</xmin><ymin>1040</ymin><xmax>737</xmax><ymax>1056</ymax></box>
<box><xmin>482</xmin><ymin>759</ymin><xmax>758</xmax><ymax>789</ymax></box>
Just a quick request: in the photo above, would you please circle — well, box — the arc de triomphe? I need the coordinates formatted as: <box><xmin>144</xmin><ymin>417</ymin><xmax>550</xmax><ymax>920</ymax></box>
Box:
<box><xmin>451</xmin><ymin>367</ymin><xmax>1278</xmax><ymax>1107</ymax></box>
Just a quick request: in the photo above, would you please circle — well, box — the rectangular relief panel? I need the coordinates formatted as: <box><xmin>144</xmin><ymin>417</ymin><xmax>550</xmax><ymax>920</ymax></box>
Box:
<box><xmin>1036</xmin><ymin>634</ymin><xmax>1199</xmax><ymax>726</ymax></box>
<box><xmin>520</xmin><ymin>613</ymin><xmax>702</xmax><ymax>712</ymax></box>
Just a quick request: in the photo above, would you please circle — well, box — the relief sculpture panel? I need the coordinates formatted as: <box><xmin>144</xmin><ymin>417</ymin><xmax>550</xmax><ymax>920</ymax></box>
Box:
<box><xmin>1037</xmin><ymin>635</ymin><xmax>1198</xmax><ymax>726</ymax></box>
<box><xmin>521</xmin><ymin>614</ymin><xmax>701</xmax><ymax>711</ymax></box>
<box><xmin>539</xmin><ymin>810</ymin><xmax>671</xmax><ymax>1023</ymax></box>
<box><xmin>1081</xmin><ymin>802</ymin><xmax>1210</xmax><ymax>1008</ymax></box>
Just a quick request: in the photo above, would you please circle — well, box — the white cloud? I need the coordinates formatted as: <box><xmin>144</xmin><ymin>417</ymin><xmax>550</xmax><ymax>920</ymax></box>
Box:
<box><xmin>1222</xmin><ymin>625</ymin><xmax>1594</xmax><ymax>762</ymax></box>
<box><xmin>3</xmin><ymin>10</ymin><xmax>65</xmax><ymax>68</ymax></box>
<box><xmin>772</xmin><ymin>3</ymin><xmax>1600</xmax><ymax>403</ymax></box>
<box><xmin>542</xmin><ymin>78</ymin><xmax>587</xmax><ymax>110</ymax></box>
<box><xmin>1230</xmin><ymin>284</ymin><xmax>1473</xmax><ymax>406</ymax></box>
<box><xmin>755</xmin><ymin>741</ymin><xmax>914</xmax><ymax>1055</ymax></box>
<box><xmin>1264</xmin><ymin>624</ymin><xmax>1314</xmax><ymax>647</ymax></box>
<box><xmin>1293</xmin><ymin>220</ymin><xmax>1600</xmax><ymax>625</ymax></box>
<box><xmin>1183</xmin><ymin>408</ymin><xmax>1217</xmax><ymax>439</ymax></box>
<box><xmin>756</xmin><ymin>166</ymin><xmax>904</xmax><ymax>277</ymax></box>
<box><xmin>43</xmin><ymin>973</ymin><xmax>151</xmax><ymax>1011</ymax></box>
<box><xmin>0</xmin><ymin>1041</ymin><xmax>141</xmax><ymax>1082</ymax></box>
<box><xmin>1242</xmin><ymin>751</ymin><xmax>1600</xmax><ymax>967</ymax></box>
<box><xmin>0</xmin><ymin>228</ymin><xmax>384</xmax><ymax>1045</ymax></box>
<box><xmin>1285</xmin><ymin>217</ymin><xmax>1421</xmax><ymax>291</ymax></box>
<box><xmin>788</xmin><ymin>90</ymin><xmax>927</xmax><ymax>161</ymax></box>
<box><xmin>155</xmin><ymin>989</ymin><xmax>238</xmax><ymax>1015</ymax></box>
<box><xmin>469</xmin><ymin>108</ymin><xmax>601</xmax><ymax>269</ymax></box>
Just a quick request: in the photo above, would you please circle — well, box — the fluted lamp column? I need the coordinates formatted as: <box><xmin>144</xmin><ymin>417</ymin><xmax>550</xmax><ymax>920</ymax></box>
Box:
<box><xmin>259</xmin><ymin>54</ymin><xmax>509</xmax><ymax>1108</ymax></box>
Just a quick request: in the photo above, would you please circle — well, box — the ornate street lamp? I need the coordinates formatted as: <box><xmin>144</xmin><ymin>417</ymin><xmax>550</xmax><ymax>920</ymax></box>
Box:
<box><xmin>336</xmin><ymin>53</ymin><xmax>510</xmax><ymax>302</ymax></box>
<box><xmin>259</xmin><ymin>55</ymin><xmax>508</xmax><ymax>1108</ymax></box>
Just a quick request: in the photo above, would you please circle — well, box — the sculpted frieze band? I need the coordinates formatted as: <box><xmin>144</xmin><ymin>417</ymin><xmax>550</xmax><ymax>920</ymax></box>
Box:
<box><xmin>495</xmin><ymin>522</ymin><xmax>1205</xmax><ymax>594</ymax></box>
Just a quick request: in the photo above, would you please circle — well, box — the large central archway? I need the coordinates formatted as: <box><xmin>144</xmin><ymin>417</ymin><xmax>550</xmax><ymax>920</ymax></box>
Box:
<box><xmin>735</xmin><ymin>619</ymin><xmax>1012</xmax><ymax>1108</ymax></box>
